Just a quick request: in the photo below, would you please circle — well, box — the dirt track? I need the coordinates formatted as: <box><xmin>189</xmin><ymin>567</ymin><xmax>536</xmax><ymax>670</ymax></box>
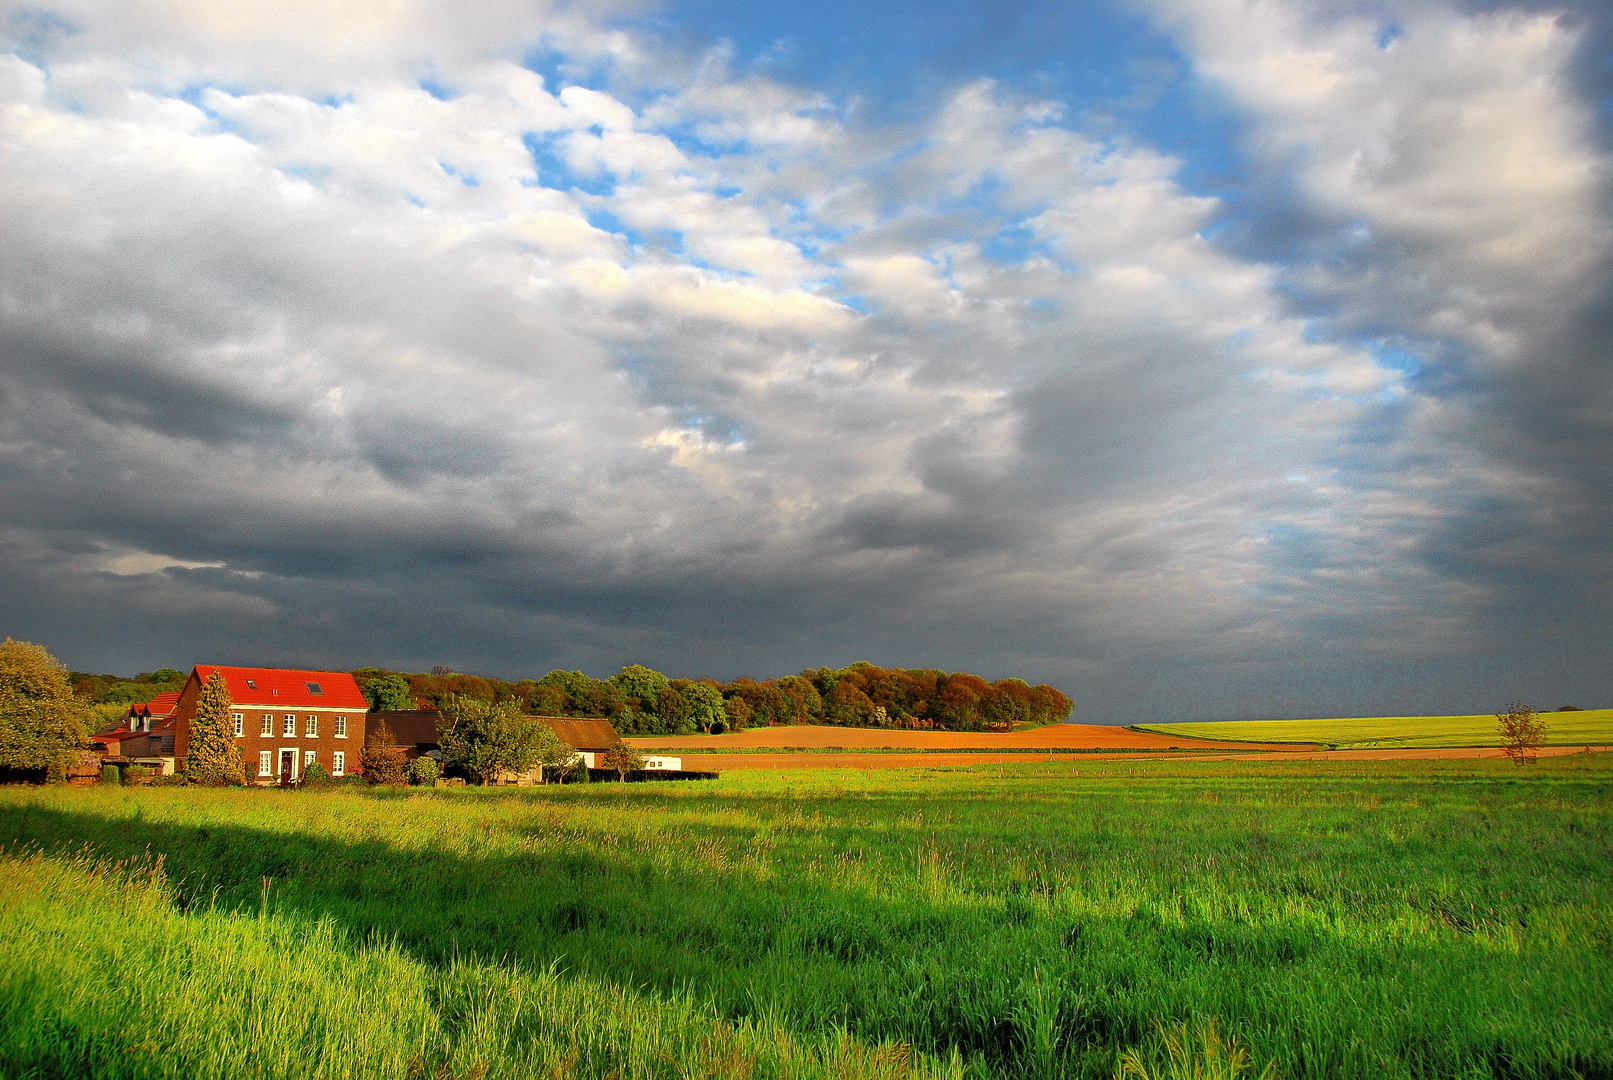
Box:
<box><xmin>628</xmin><ymin>723</ymin><xmax>1302</xmax><ymax>753</ymax></box>
<box><xmin>657</xmin><ymin>744</ymin><xmax>1610</xmax><ymax>771</ymax></box>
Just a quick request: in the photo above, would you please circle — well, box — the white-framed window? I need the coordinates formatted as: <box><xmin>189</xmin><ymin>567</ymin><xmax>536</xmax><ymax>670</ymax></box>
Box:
<box><xmin>260</xmin><ymin>713</ymin><xmax>273</xmax><ymax>736</ymax></box>
<box><xmin>232</xmin><ymin>713</ymin><xmax>244</xmax><ymax>737</ymax></box>
<box><xmin>259</xmin><ymin>750</ymin><xmax>272</xmax><ymax>778</ymax></box>
<box><xmin>332</xmin><ymin>751</ymin><xmax>345</xmax><ymax>776</ymax></box>
<box><xmin>283</xmin><ymin>714</ymin><xmax>296</xmax><ymax>737</ymax></box>
<box><xmin>305</xmin><ymin>715</ymin><xmax>318</xmax><ymax>737</ymax></box>
<box><xmin>335</xmin><ymin>716</ymin><xmax>347</xmax><ymax>738</ymax></box>
<box><xmin>304</xmin><ymin>749</ymin><xmax>316</xmax><ymax>770</ymax></box>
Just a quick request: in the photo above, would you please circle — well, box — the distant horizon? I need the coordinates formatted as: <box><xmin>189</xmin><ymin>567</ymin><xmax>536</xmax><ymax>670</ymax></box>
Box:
<box><xmin>60</xmin><ymin>653</ymin><xmax>1601</xmax><ymax>728</ymax></box>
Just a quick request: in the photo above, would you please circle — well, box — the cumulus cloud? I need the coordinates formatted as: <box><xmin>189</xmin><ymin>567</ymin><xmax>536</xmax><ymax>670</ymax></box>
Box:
<box><xmin>0</xmin><ymin>0</ymin><xmax>1607</xmax><ymax>718</ymax></box>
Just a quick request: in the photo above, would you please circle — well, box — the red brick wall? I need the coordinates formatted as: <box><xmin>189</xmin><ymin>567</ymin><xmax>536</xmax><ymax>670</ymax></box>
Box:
<box><xmin>174</xmin><ymin>677</ymin><xmax>367</xmax><ymax>781</ymax></box>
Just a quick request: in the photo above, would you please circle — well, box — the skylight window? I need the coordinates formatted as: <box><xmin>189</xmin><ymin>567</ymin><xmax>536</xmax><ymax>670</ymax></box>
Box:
<box><xmin>246</xmin><ymin>679</ymin><xmax>257</xmax><ymax>689</ymax></box>
<box><xmin>306</xmin><ymin>682</ymin><xmax>324</xmax><ymax>695</ymax></box>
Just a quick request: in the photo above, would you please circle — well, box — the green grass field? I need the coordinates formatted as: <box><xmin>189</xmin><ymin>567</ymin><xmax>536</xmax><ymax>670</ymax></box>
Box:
<box><xmin>1</xmin><ymin>756</ymin><xmax>1610</xmax><ymax>1079</ymax></box>
<box><xmin>1135</xmin><ymin>709</ymin><xmax>1613</xmax><ymax>749</ymax></box>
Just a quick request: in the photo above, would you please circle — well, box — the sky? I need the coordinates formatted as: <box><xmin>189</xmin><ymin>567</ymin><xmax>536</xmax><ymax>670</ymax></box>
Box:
<box><xmin>1</xmin><ymin>0</ymin><xmax>1609</xmax><ymax>722</ymax></box>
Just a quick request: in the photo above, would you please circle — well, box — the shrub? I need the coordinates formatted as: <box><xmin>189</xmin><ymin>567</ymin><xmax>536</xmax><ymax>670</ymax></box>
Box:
<box><xmin>151</xmin><ymin>772</ymin><xmax>188</xmax><ymax>787</ymax></box>
<box><xmin>301</xmin><ymin>762</ymin><xmax>332</xmax><ymax>787</ymax></box>
<box><xmin>125</xmin><ymin>765</ymin><xmax>153</xmax><ymax>785</ymax></box>
<box><xmin>406</xmin><ymin>757</ymin><xmax>440</xmax><ymax>786</ymax></box>
<box><xmin>1497</xmin><ymin>702</ymin><xmax>1547</xmax><ymax>765</ymax></box>
<box><xmin>709</xmin><ymin>720</ymin><xmax>726</xmax><ymax>735</ymax></box>
<box><xmin>100</xmin><ymin>764</ymin><xmax>120</xmax><ymax>786</ymax></box>
<box><xmin>361</xmin><ymin>720</ymin><xmax>407</xmax><ymax>786</ymax></box>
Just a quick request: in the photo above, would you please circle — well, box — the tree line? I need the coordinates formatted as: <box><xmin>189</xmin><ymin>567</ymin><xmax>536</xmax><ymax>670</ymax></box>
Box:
<box><xmin>353</xmin><ymin>661</ymin><xmax>1074</xmax><ymax>736</ymax></box>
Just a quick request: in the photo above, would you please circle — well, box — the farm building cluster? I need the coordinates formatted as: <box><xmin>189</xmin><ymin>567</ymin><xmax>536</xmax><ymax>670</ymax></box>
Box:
<box><xmin>89</xmin><ymin>665</ymin><xmax>684</xmax><ymax>784</ymax></box>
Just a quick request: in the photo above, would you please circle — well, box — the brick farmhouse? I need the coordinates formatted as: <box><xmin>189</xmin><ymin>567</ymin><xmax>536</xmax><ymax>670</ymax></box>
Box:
<box><xmin>172</xmin><ymin>666</ymin><xmax>367</xmax><ymax>783</ymax></box>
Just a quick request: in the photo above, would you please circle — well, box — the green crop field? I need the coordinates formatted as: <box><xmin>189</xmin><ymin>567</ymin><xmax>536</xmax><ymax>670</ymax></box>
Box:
<box><xmin>1</xmin><ymin>757</ymin><xmax>1610</xmax><ymax>1079</ymax></box>
<box><xmin>1135</xmin><ymin>709</ymin><xmax>1613</xmax><ymax>749</ymax></box>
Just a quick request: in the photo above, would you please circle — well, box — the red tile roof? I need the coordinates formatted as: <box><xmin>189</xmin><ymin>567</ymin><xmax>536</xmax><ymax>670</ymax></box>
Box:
<box><xmin>191</xmin><ymin>666</ymin><xmax>368</xmax><ymax>710</ymax></box>
<box><xmin>144</xmin><ymin>691</ymin><xmax>181</xmax><ymax>717</ymax></box>
<box><xmin>96</xmin><ymin>692</ymin><xmax>184</xmax><ymax>739</ymax></box>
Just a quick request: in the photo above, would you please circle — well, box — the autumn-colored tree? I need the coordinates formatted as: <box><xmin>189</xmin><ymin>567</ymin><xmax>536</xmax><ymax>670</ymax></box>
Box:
<box><xmin>187</xmin><ymin>670</ymin><xmax>245</xmax><ymax>786</ymax></box>
<box><xmin>774</xmin><ymin>675</ymin><xmax>822</xmax><ymax>724</ymax></box>
<box><xmin>361</xmin><ymin>719</ymin><xmax>408</xmax><ymax>785</ymax></box>
<box><xmin>723</xmin><ymin>695</ymin><xmax>752</xmax><ymax>731</ymax></box>
<box><xmin>0</xmin><ymin>638</ymin><xmax>90</xmax><ymax>776</ymax></box>
<box><xmin>1497</xmin><ymin>702</ymin><xmax>1547</xmax><ymax>765</ymax></box>
<box><xmin>601</xmin><ymin>739</ymin><xmax>645</xmax><ymax>782</ymax></box>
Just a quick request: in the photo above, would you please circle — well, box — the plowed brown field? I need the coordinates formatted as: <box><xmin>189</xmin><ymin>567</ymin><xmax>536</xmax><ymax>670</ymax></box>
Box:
<box><xmin>627</xmin><ymin>723</ymin><xmax>1302</xmax><ymax>752</ymax></box>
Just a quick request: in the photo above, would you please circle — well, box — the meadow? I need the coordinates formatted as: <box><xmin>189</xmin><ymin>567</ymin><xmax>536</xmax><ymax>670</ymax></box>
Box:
<box><xmin>1</xmin><ymin>756</ymin><xmax>1610</xmax><ymax>1079</ymax></box>
<box><xmin>1136</xmin><ymin>709</ymin><xmax>1613</xmax><ymax>750</ymax></box>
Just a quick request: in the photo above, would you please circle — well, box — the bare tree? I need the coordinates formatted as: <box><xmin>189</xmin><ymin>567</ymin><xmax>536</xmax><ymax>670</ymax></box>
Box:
<box><xmin>1496</xmin><ymin>702</ymin><xmax>1547</xmax><ymax>765</ymax></box>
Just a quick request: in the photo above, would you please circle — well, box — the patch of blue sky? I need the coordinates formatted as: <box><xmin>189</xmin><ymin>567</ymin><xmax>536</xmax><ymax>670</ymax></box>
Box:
<box><xmin>582</xmin><ymin>208</ymin><xmax>668</xmax><ymax>255</ymax></box>
<box><xmin>5</xmin><ymin>7</ymin><xmax>80</xmax><ymax>65</ymax></box>
<box><xmin>418</xmin><ymin>75</ymin><xmax>455</xmax><ymax>102</ymax></box>
<box><xmin>634</xmin><ymin>0</ymin><xmax>1254</xmax><ymax>201</ymax></box>
<box><xmin>278</xmin><ymin>163</ymin><xmax>333</xmax><ymax>185</ymax></box>
<box><xmin>523</xmin><ymin>132</ymin><xmax>615</xmax><ymax>196</ymax></box>
<box><xmin>521</xmin><ymin>41</ymin><xmax>617</xmax><ymax>96</ymax></box>
<box><xmin>437</xmin><ymin>161</ymin><xmax>480</xmax><ymax>187</ymax></box>
<box><xmin>979</xmin><ymin>225</ymin><xmax>1058</xmax><ymax>268</ymax></box>
<box><xmin>837</xmin><ymin>293</ymin><xmax>873</xmax><ymax>315</ymax></box>
<box><xmin>660</xmin><ymin>125</ymin><xmax>747</xmax><ymax>160</ymax></box>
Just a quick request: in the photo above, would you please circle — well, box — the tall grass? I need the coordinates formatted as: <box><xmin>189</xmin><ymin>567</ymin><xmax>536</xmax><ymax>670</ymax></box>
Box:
<box><xmin>1</xmin><ymin>755</ymin><xmax>1610</xmax><ymax>1078</ymax></box>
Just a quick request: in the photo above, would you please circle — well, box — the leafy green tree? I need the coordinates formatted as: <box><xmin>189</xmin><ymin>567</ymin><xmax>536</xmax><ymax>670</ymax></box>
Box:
<box><xmin>187</xmin><ymin>670</ymin><xmax>245</xmax><ymax>786</ymax></box>
<box><xmin>675</xmin><ymin>681</ymin><xmax>726</xmax><ymax>733</ymax></box>
<box><xmin>438</xmin><ymin>694</ymin><xmax>541</xmax><ymax>785</ymax></box>
<box><xmin>776</xmin><ymin>675</ymin><xmax>822</xmax><ymax>724</ymax></box>
<box><xmin>538</xmin><ymin>669</ymin><xmax>595</xmax><ymax>704</ymax></box>
<box><xmin>533</xmin><ymin>722</ymin><xmax>577</xmax><ymax>783</ymax></box>
<box><xmin>612</xmin><ymin>664</ymin><xmax>671</xmax><ymax>706</ymax></box>
<box><xmin>360</xmin><ymin>673</ymin><xmax>413</xmax><ymax>712</ymax></box>
<box><xmin>523</xmin><ymin>683</ymin><xmax>569</xmax><ymax>715</ymax></box>
<box><xmin>0</xmin><ymin>638</ymin><xmax>90</xmax><ymax>774</ymax></box>
<box><xmin>649</xmin><ymin>687</ymin><xmax>695</xmax><ymax>735</ymax></box>
<box><xmin>824</xmin><ymin>681</ymin><xmax>876</xmax><ymax>726</ymax></box>
<box><xmin>602</xmin><ymin>739</ymin><xmax>645</xmax><ymax>782</ymax></box>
